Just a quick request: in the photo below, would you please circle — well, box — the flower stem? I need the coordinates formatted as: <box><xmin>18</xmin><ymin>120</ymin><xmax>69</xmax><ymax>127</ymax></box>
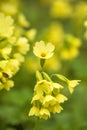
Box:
<box><xmin>34</xmin><ymin>117</ymin><xmax>39</xmax><ymax>130</ymax></box>
<box><xmin>40</xmin><ymin>59</ymin><xmax>45</xmax><ymax>68</ymax></box>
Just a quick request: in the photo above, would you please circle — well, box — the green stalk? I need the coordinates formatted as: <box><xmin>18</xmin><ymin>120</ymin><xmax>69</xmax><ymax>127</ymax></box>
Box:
<box><xmin>40</xmin><ymin>59</ymin><xmax>45</xmax><ymax>69</ymax></box>
<box><xmin>34</xmin><ymin>117</ymin><xmax>40</xmax><ymax>130</ymax></box>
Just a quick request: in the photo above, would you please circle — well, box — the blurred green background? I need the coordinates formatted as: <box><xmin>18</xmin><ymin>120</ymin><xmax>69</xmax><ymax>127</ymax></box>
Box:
<box><xmin>0</xmin><ymin>0</ymin><xmax>87</xmax><ymax>130</ymax></box>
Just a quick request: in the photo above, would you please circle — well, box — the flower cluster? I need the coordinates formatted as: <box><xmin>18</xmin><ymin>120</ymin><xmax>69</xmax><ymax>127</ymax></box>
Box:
<box><xmin>0</xmin><ymin>0</ymin><xmax>38</xmax><ymax>91</ymax></box>
<box><xmin>0</xmin><ymin>12</ymin><xmax>30</xmax><ymax>90</ymax></box>
<box><xmin>29</xmin><ymin>71</ymin><xmax>80</xmax><ymax>119</ymax></box>
<box><xmin>60</xmin><ymin>34</ymin><xmax>81</xmax><ymax>60</ymax></box>
<box><xmin>29</xmin><ymin>71</ymin><xmax>67</xmax><ymax>120</ymax></box>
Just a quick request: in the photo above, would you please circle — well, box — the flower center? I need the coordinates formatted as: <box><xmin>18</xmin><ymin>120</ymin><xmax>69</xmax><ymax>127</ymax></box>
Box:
<box><xmin>40</xmin><ymin>52</ymin><xmax>47</xmax><ymax>57</ymax></box>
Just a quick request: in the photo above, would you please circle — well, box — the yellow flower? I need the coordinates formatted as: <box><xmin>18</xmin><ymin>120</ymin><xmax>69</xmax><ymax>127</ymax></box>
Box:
<box><xmin>39</xmin><ymin>108</ymin><xmax>50</xmax><ymax>120</ymax></box>
<box><xmin>43</xmin><ymin>95</ymin><xmax>57</xmax><ymax>107</ymax></box>
<box><xmin>50</xmin><ymin>0</ymin><xmax>72</xmax><ymax>18</ymax></box>
<box><xmin>0</xmin><ymin>13</ymin><xmax>14</xmax><ymax>38</ymax></box>
<box><xmin>49</xmin><ymin>104</ymin><xmax>63</xmax><ymax>114</ymax></box>
<box><xmin>0</xmin><ymin>59</ymin><xmax>20</xmax><ymax>78</ymax></box>
<box><xmin>18</xmin><ymin>14</ymin><xmax>30</xmax><ymax>27</ymax></box>
<box><xmin>56</xmin><ymin>94</ymin><xmax>67</xmax><ymax>103</ymax></box>
<box><xmin>29</xmin><ymin>106</ymin><xmax>40</xmax><ymax>117</ymax></box>
<box><xmin>60</xmin><ymin>48</ymin><xmax>79</xmax><ymax>60</ymax></box>
<box><xmin>26</xmin><ymin>29</ymin><xmax>37</xmax><ymax>41</ymax></box>
<box><xmin>4</xmin><ymin>80</ymin><xmax>14</xmax><ymax>91</ymax></box>
<box><xmin>16</xmin><ymin>37</ymin><xmax>30</xmax><ymax>55</ymax></box>
<box><xmin>67</xmin><ymin>80</ymin><xmax>81</xmax><ymax>93</ymax></box>
<box><xmin>33</xmin><ymin>41</ymin><xmax>55</xmax><ymax>59</ymax></box>
<box><xmin>44</xmin><ymin>22</ymin><xmax>64</xmax><ymax>46</ymax></box>
<box><xmin>13</xmin><ymin>53</ymin><xmax>24</xmax><ymax>63</ymax></box>
<box><xmin>52</xmin><ymin>83</ymin><xmax>64</xmax><ymax>95</ymax></box>
<box><xmin>0</xmin><ymin>80</ymin><xmax>14</xmax><ymax>91</ymax></box>
<box><xmin>1</xmin><ymin>2</ymin><xmax>18</xmax><ymax>16</ymax></box>
<box><xmin>0</xmin><ymin>47</ymin><xmax>12</xmax><ymax>59</ymax></box>
<box><xmin>34</xmin><ymin>80</ymin><xmax>53</xmax><ymax>96</ymax></box>
<box><xmin>31</xmin><ymin>94</ymin><xmax>44</xmax><ymax>104</ymax></box>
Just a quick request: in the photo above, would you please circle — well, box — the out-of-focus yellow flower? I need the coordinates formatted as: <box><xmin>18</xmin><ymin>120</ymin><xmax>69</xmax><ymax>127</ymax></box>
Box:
<box><xmin>50</xmin><ymin>0</ymin><xmax>72</xmax><ymax>18</ymax></box>
<box><xmin>33</xmin><ymin>41</ymin><xmax>55</xmax><ymax>59</ymax></box>
<box><xmin>0</xmin><ymin>13</ymin><xmax>14</xmax><ymax>38</ymax></box>
<box><xmin>0</xmin><ymin>2</ymin><xmax>18</xmax><ymax>16</ymax></box>
<box><xmin>66</xmin><ymin>35</ymin><xmax>81</xmax><ymax>48</ymax></box>
<box><xmin>0</xmin><ymin>47</ymin><xmax>12</xmax><ymax>59</ymax></box>
<box><xmin>0</xmin><ymin>59</ymin><xmax>20</xmax><ymax>78</ymax></box>
<box><xmin>16</xmin><ymin>37</ymin><xmax>30</xmax><ymax>55</ymax></box>
<box><xmin>73</xmin><ymin>2</ymin><xmax>87</xmax><ymax>33</ymax></box>
<box><xmin>67</xmin><ymin>80</ymin><xmax>81</xmax><ymax>93</ymax></box>
<box><xmin>44</xmin><ymin>22</ymin><xmax>64</xmax><ymax>46</ymax></box>
<box><xmin>13</xmin><ymin>53</ymin><xmax>24</xmax><ymax>63</ymax></box>
<box><xmin>26</xmin><ymin>29</ymin><xmax>37</xmax><ymax>41</ymax></box>
<box><xmin>18</xmin><ymin>13</ymin><xmax>30</xmax><ymax>27</ymax></box>
<box><xmin>60</xmin><ymin>35</ymin><xmax>81</xmax><ymax>60</ymax></box>
<box><xmin>0</xmin><ymin>79</ymin><xmax>14</xmax><ymax>91</ymax></box>
<box><xmin>3</xmin><ymin>80</ymin><xmax>14</xmax><ymax>91</ymax></box>
<box><xmin>7</xmin><ymin>36</ymin><xmax>16</xmax><ymax>44</ymax></box>
<box><xmin>84</xmin><ymin>20</ymin><xmax>87</xmax><ymax>28</ymax></box>
<box><xmin>60</xmin><ymin>48</ymin><xmax>79</xmax><ymax>60</ymax></box>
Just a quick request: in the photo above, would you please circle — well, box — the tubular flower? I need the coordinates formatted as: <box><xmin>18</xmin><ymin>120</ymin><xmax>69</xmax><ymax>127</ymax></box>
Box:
<box><xmin>33</xmin><ymin>41</ymin><xmax>55</xmax><ymax>59</ymax></box>
<box><xmin>29</xmin><ymin>72</ymin><xmax>67</xmax><ymax>120</ymax></box>
<box><xmin>43</xmin><ymin>95</ymin><xmax>58</xmax><ymax>107</ymax></box>
<box><xmin>34</xmin><ymin>80</ymin><xmax>53</xmax><ymax>96</ymax></box>
<box><xmin>39</xmin><ymin>108</ymin><xmax>50</xmax><ymax>120</ymax></box>
<box><xmin>67</xmin><ymin>80</ymin><xmax>81</xmax><ymax>94</ymax></box>
<box><xmin>29</xmin><ymin>106</ymin><xmax>40</xmax><ymax>117</ymax></box>
<box><xmin>0</xmin><ymin>13</ymin><xmax>14</xmax><ymax>38</ymax></box>
<box><xmin>29</xmin><ymin>71</ymin><xmax>80</xmax><ymax>119</ymax></box>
